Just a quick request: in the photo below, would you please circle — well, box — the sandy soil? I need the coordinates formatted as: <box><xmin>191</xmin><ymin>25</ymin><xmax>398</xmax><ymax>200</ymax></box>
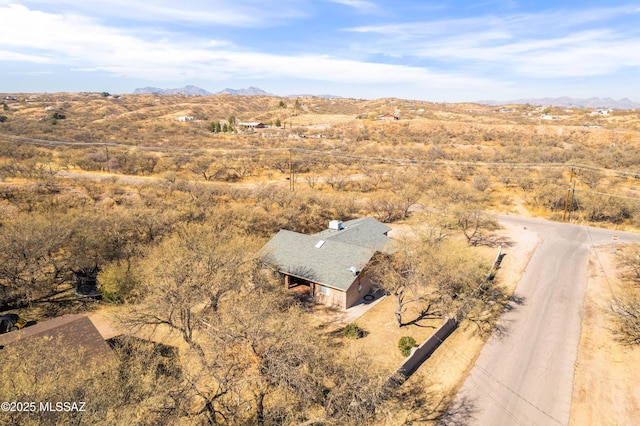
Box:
<box><xmin>351</xmin><ymin>219</ymin><xmax>540</xmax><ymax>424</ymax></box>
<box><xmin>570</xmin><ymin>245</ymin><xmax>640</xmax><ymax>425</ymax></box>
<box><xmin>87</xmin><ymin>304</ymin><xmax>125</xmax><ymax>340</ymax></box>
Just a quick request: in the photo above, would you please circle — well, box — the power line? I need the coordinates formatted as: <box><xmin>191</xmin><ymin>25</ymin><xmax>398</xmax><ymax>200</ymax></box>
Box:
<box><xmin>575</xmin><ymin>188</ymin><xmax>640</xmax><ymax>201</ymax></box>
<box><xmin>3</xmin><ymin>133</ymin><xmax>640</xmax><ymax>179</ymax></box>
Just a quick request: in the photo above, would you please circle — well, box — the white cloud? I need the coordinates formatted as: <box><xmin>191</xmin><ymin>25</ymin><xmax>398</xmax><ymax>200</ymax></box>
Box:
<box><xmin>16</xmin><ymin>0</ymin><xmax>309</xmax><ymax>26</ymax></box>
<box><xmin>4</xmin><ymin>2</ymin><xmax>637</xmax><ymax>100</ymax></box>
<box><xmin>0</xmin><ymin>2</ymin><xmax>499</xmax><ymax>94</ymax></box>
<box><xmin>21</xmin><ymin>70</ymin><xmax>54</xmax><ymax>76</ymax></box>
<box><xmin>328</xmin><ymin>0</ymin><xmax>378</xmax><ymax>11</ymax></box>
<box><xmin>345</xmin><ymin>7</ymin><xmax>640</xmax><ymax>78</ymax></box>
<box><xmin>0</xmin><ymin>49</ymin><xmax>54</xmax><ymax>63</ymax></box>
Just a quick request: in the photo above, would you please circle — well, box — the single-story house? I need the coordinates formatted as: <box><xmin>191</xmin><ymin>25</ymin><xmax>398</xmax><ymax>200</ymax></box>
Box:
<box><xmin>177</xmin><ymin>115</ymin><xmax>194</xmax><ymax>122</ymax></box>
<box><xmin>378</xmin><ymin>113</ymin><xmax>399</xmax><ymax>121</ymax></box>
<box><xmin>238</xmin><ymin>121</ymin><xmax>266</xmax><ymax>128</ymax></box>
<box><xmin>260</xmin><ymin>217</ymin><xmax>394</xmax><ymax>309</ymax></box>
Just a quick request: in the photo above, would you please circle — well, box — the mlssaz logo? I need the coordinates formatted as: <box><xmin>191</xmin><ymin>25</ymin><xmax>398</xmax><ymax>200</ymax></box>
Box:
<box><xmin>39</xmin><ymin>402</ymin><xmax>86</xmax><ymax>412</ymax></box>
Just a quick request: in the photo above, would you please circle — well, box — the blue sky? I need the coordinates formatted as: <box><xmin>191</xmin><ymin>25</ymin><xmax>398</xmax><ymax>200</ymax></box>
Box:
<box><xmin>1</xmin><ymin>0</ymin><xmax>639</xmax><ymax>102</ymax></box>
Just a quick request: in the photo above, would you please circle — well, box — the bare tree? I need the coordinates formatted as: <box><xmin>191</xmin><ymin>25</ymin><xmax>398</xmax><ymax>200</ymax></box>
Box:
<box><xmin>578</xmin><ymin>169</ymin><xmax>603</xmax><ymax>189</ymax></box>
<box><xmin>371</xmin><ymin>236</ymin><xmax>489</xmax><ymax>327</ymax></box>
<box><xmin>618</xmin><ymin>244</ymin><xmax>640</xmax><ymax>283</ymax></box>
<box><xmin>0</xmin><ymin>215</ymin><xmax>69</xmax><ymax>306</ymax></box>
<box><xmin>453</xmin><ymin>206</ymin><xmax>499</xmax><ymax>246</ymax></box>
<box><xmin>305</xmin><ymin>174</ymin><xmax>319</xmax><ymax>189</ymax></box>
<box><xmin>217</xmin><ymin>288</ymin><xmax>326</xmax><ymax>425</ymax></box>
<box><xmin>190</xmin><ymin>157</ymin><xmax>214</xmax><ymax>181</ymax></box>
<box><xmin>322</xmin><ymin>351</ymin><xmax>390</xmax><ymax>425</ymax></box>
<box><xmin>610</xmin><ymin>292</ymin><xmax>640</xmax><ymax>345</ymax></box>
<box><xmin>130</xmin><ymin>224</ymin><xmax>256</xmax><ymax>348</ymax></box>
<box><xmin>369</xmin><ymin>239</ymin><xmax>440</xmax><ymax>327</ymax></box>
<box><xmin>609</xmin><ymin>244</ymin><xmax>640</xmax><ymax>346</ymax></box>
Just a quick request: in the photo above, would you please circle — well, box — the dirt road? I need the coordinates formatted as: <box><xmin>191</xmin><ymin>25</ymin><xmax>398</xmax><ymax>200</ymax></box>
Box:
<box><xmin>453</xmin><ymin>216</ymin><xmax>640</xmax><ymax>425</ymax></box>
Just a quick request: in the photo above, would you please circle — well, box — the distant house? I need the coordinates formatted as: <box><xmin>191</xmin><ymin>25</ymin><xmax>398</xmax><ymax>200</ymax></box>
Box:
<box><xmin>378</xmin><ymin>113</ymin><xmax>399</xmax><ymax>121</ymax></box>
<box><xmin>260</xmin><ymin>217</ymin><xmax>394</xmax><ymax>309</ymax></box>
<box><xmin>238</xmin><ymin>121</ymin><xmax>266</xmax><ymax>128</ymax></box>
<box><xmin>177</xmin><ymin>116</ymin><xmax>194</xmax><ymax>121</ymax></box>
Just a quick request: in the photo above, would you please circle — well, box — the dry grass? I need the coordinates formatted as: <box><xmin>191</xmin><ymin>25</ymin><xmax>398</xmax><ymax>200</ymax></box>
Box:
<box><xmin>343</xmin><ymin>297</ymin><xmax>445</xmax><ymax>372</ymax></box>
<box><xmin>2</xmin><ymin>92</ymin><xmax>640</xmax><ymax>423</ymax></box>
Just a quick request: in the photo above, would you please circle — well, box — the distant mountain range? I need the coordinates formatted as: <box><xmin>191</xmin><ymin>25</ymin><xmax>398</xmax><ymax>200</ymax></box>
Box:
<box><xmin>133</xmin><ymin>85</ymin><xmax>213</xmax><ymax>96</ymax></box>
<box><xmin>289</xmin><ymin>93</ymin><xmax>343</xmax><ymax>99</ymax></box>
<box><xmin>132</xmin><ymin>85</ymin><xmax>342</xmax><ymax>99</ymax></box>
<box><xmin>215</xmin><ymin>86</ymin><xmax>274</xmax><ymax>96</ymax></box>
<box><xmin>478</xmin><ymin>96</ymin><xmax>640</xmax><ymax>110</ymax></box>
<box><xmin>132</xmin><ymin>85</ymin><xmax>274</xmax><ymax>96</ymax></box>
<box><xmin>133</xmin><ymin>87</ymin><xmax>635</xmax><ymax>108</ymax></box>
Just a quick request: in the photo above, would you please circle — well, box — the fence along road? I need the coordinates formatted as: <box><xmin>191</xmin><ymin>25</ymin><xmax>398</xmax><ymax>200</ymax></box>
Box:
<box><xmin>451</xmin><ymin>215</ymin><xmax>640</xmax><ymax>426</ymax></box>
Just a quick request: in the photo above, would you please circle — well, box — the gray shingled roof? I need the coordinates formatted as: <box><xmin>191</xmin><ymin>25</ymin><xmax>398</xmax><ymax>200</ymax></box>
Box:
<box><xmin>260</xmin><ymin>218</ymin><xmax>392</xmax><ymax>291</ymax></box>
<box><xmin>314</xmin><ymin>217</ymin><xmax>392</xmax><ymax>253</ymax></box>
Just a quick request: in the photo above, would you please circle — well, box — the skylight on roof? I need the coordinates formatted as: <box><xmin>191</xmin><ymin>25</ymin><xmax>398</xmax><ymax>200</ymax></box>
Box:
<box><xmin>315</xmin><ymin>240</ymin><xmax>325</xmax><ymax>248</ymax></box>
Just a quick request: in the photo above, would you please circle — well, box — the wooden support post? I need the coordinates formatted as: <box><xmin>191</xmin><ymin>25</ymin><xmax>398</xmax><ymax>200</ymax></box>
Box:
<box><xmin>562</xmin><ymin>168</ymin><xmax>575</xmax><ymax>221</ymax></box>
<box><xmin>289</xmin><ymin>148</ymin><xmax>294</xmax><ymax>191</ymax></box>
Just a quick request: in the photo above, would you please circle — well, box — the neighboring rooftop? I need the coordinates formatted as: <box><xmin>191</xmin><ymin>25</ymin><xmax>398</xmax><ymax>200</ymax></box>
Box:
<box><xmin>0</xmin><ymin>314</ymin><xmax>112</xmax><ymax>361</ymax></box>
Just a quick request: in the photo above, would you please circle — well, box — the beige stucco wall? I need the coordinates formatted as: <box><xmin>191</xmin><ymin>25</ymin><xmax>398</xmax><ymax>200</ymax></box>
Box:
<box><xmin>283</xmin><ymin>270</ymin><xmax>375</xmax><ymax>309</ymax></box>
<box><xmin>345</xmin><ymin>272</ymin><xmax>375</xmax><ymax>308</ymax></box>
<box><xmin>312</xmin><ymin>284</ymin><xmax>347</xmax><ymax>309</ymax></box>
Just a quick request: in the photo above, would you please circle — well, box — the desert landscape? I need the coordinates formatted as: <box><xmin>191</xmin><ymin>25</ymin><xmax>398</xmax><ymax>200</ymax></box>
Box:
<box><xmin>1</xmin><ymin>91</ymin><xmax>639</xmax><ymax>425</ymax></box>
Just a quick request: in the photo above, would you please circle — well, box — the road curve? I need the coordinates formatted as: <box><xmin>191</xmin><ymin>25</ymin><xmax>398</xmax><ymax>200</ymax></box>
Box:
<box><xmin>452</xmin><ymin>215</ymin><xmax>640</xmax><ymax>426</ymax></box>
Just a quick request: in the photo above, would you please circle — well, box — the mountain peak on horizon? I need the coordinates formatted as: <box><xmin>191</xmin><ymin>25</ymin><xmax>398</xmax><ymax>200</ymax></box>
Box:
<box><xmin>133</xmin><ymin>85</ymin><xmax>212</xmax><ymax>96</ymax></box>
<box><xmin>215</xmin><ymin>87</ymin><xmax>274</xmax><ymax>96</ymax></box>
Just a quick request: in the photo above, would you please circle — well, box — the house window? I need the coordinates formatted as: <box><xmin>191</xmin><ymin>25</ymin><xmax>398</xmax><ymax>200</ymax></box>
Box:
<box><xmin>319</xmin><ymin>286</ymin><xmax>329</xmax><ymax>295</ymax></box>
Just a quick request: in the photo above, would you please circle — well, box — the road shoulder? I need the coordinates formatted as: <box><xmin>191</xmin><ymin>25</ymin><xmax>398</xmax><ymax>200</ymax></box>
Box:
<box><xmin>570</xmin><ymin>245</ymin><xmax>640</xmax><ymax>425</ymax></box>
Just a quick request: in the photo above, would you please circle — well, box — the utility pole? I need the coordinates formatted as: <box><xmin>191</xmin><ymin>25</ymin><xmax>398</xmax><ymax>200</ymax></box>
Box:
<box><xmin>289</xmin><ymin>148</ymin><xmax>294</xmax><ymax>191</ymax></box>
<box><xmin>562</xmin><ymin>168</ymin><xmax>575</xmax><ymax>221</ymax></box>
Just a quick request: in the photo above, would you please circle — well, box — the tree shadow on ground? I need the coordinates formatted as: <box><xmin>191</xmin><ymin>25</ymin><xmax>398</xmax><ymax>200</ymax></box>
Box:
<box><xmin>3</xmin><ymin>286</ymin><xmax>103</xmax><ymax>320</ymax></box>
<box><xmin>490</xmin><ymin>293</ymin><xmax>526</xmax><ymax>340</ymax></box>
<box><xmin>385</xmin><ymin>380</ymin><xmax>478</xmax><ymax>426</ymax></box>
<box><xmin>475</xmin><ymin>233</ymin><xmax>515</xmax><ymax>248</ymax></box>
<box><xmin>402</xmin><ymin>310</ymin><xmax>443</xmax><ymax>328</ymax></box>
